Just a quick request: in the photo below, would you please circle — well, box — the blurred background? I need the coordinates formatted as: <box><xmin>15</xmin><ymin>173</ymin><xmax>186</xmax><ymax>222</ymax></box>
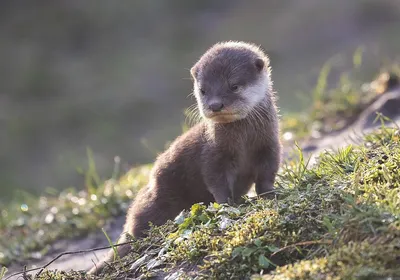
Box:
<box><xmin>1</xmin><ymin>0</ymin><xmax>400</xmax><ymax>200</ymax></box>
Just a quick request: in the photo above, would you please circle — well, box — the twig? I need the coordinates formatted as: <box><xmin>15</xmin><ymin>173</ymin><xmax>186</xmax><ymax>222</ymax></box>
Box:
<box><xmin>270</xmin><ymin>239</ymin><xmax>332</xmax><ymax>257</ymax></box>
<box><xmin>22</xmin><ymin>266</ymin><xmax>29</xmax><ymax>280</ymax></box>
<box><xmin>4</xmin><ymin>241</ymin><xmax>134</xmax><ymax>280</ymax></box>
<box><xmin>247</xmin><ymin>190</ymin><xmax>280</xmax><ymax>201</ymax></box>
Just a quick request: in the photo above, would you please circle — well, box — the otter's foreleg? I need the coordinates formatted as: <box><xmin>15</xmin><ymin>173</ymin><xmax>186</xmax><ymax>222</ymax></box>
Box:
<box><xmin>207</xmin><ymin>180</ymin><xmax>232</xmax><ymax>204</ymax></box>
<box><xmin>255</xmin><ymin>149</ymin><xmax>280</xmax><ymax>199</ymax></box>
<box><xmin>203</xmin><ymin>164</ymin><xmax>236</xmax><ymax>204</ymax></box>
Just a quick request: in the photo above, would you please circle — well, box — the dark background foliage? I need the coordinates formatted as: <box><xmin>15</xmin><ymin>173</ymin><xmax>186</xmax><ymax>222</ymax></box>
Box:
<box><xmin>1</xmin><ymin>0</ymin><xmax>399</xmax><ymax>198</ymax></box>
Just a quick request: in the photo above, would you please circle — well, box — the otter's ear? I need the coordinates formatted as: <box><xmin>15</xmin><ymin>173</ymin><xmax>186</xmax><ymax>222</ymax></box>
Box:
<box><xmin>190</xmin><ymin>65</ymin><xmax>199</xmax><ymax>79</ymax></box>
<box><xmin>255</xmin><ymin>58</ymin><xmax>264</xmax><ymax>72</ymax></box>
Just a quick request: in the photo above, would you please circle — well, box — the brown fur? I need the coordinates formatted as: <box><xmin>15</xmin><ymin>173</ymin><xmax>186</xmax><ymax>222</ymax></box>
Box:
<box><xmin>88</xmin><ymin>41</ymin><xmax>281</xmax><ymax>275</ymax></box>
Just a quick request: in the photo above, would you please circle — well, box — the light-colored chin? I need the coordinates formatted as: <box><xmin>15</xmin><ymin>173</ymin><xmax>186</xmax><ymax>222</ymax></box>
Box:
<box><xmin>205</xmin><ymin>114</ymin><xmax>245</xmax><ymax>123</ymax></box>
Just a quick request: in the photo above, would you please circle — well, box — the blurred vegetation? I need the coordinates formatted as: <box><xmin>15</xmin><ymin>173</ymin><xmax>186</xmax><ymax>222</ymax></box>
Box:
<box><xmin>0</xmin><ymin>157</ymin><xmax>151</xmax><ymax>266</ymax></box>
<box><xmin>281</xmin><ymin>49</ymin><xmax>400</xmax><ymax>142</ymax></box>
<box><xmin>1</xmin><ymin>0</ymin><xmax>400</xmax><ymax>199</ymax></box>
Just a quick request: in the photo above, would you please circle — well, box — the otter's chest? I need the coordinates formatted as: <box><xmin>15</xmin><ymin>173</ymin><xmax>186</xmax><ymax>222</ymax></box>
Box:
<box><xmin>209</xmin><ymin>131</ymin><xmax>271</xmax><ymax>173</ymax></box>
<box><xmin>231</xmin><ymin>143</ymin><xmax>267</xmax><ymax>173</ymax></box>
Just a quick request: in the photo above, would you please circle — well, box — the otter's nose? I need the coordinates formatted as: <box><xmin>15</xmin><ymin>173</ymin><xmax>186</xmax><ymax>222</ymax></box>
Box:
<box><xmin>209</xmin><ymin>102</ymin><xmax>224</xmax><ymax>112</ymax></box>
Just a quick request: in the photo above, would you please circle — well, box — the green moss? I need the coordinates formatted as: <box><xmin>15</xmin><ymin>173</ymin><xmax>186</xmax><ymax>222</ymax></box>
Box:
<box><xmin>260</xmin><ymin>228</ymin><xmax>400</xmax><ymax>280</ymax></box>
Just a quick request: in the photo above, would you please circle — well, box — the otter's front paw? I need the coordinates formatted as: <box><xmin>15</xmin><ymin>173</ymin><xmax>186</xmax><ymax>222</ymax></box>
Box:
<box><xmin>227</xmin><ymin>197</ymin><xmax>235</xmax><ymax>206</ymax></box>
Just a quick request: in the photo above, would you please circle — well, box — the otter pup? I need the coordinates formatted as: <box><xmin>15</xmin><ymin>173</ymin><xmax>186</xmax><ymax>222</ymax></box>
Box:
<box><xmin>89</xmin><ymin>41</ymin><xmax>281</xmax><ymax>275</ymax></box>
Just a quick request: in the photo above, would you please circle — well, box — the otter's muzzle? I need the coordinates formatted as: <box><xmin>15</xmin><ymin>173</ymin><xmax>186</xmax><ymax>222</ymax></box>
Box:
<box><xmin>208</xmin><ymin>101</ymin><xmax>224</xmax><ymax>112</ymax></box>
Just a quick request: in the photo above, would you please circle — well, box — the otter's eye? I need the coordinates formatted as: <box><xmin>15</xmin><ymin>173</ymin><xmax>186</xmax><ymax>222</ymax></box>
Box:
<box><xmin>230</xmin><ymin>85</ymin><xmax>239</xmax><ymax>92</ymax></box>
<box><xmin>200</xmin><ymin>88</ymin><xmax>206</xmax><ymax>95</ymax></box>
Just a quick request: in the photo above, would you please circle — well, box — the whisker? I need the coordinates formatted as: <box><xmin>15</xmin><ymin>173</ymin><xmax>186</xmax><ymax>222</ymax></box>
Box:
<box><xmin>185</xmin><ymin>104</ymin><xmax>203</xmax><ymax>127</ymax></box>
<box><xmin>187</xmin><ymin>91</ymin><xmax>196</xmax><ymax>98</ymax></box>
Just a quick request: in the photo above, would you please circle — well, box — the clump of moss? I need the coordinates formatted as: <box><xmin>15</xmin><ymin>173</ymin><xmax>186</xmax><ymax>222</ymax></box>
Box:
<box><xmin>260</xmin><ymin>226</ymin><xmax>400</xmax><ymax>280</ymax></box>
<box><xmin>165</xmin><ymin>204</ymin><xmax>281</xmax><ymax>279</ymax></box>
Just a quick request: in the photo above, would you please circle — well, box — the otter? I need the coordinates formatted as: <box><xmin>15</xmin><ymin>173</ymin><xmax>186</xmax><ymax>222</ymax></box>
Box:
<box><xmin>88</xmin><ymin>41</ymin><xmax>281</xmax><ymax>275</ymax></box>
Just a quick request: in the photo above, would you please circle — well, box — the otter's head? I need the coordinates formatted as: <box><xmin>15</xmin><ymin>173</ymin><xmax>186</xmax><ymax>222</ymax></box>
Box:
<box><xmin>191</xmin><ymin>41</ymin><xmax>272</xmax><ymax>124</ymax></box>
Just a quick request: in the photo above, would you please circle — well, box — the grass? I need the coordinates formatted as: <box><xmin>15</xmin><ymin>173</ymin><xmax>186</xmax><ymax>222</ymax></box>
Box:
<box><xmin>0</xmin><ymin>267</ymin><xmax>7</xmax><ymax>279</ymax></box>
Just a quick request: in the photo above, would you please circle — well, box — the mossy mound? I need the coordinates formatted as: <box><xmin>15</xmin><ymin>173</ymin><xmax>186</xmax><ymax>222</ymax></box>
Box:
<box><xmin>20</xmin><ymin>127</ymin><xmax>399</xmax><ymax>280</ymax></box>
